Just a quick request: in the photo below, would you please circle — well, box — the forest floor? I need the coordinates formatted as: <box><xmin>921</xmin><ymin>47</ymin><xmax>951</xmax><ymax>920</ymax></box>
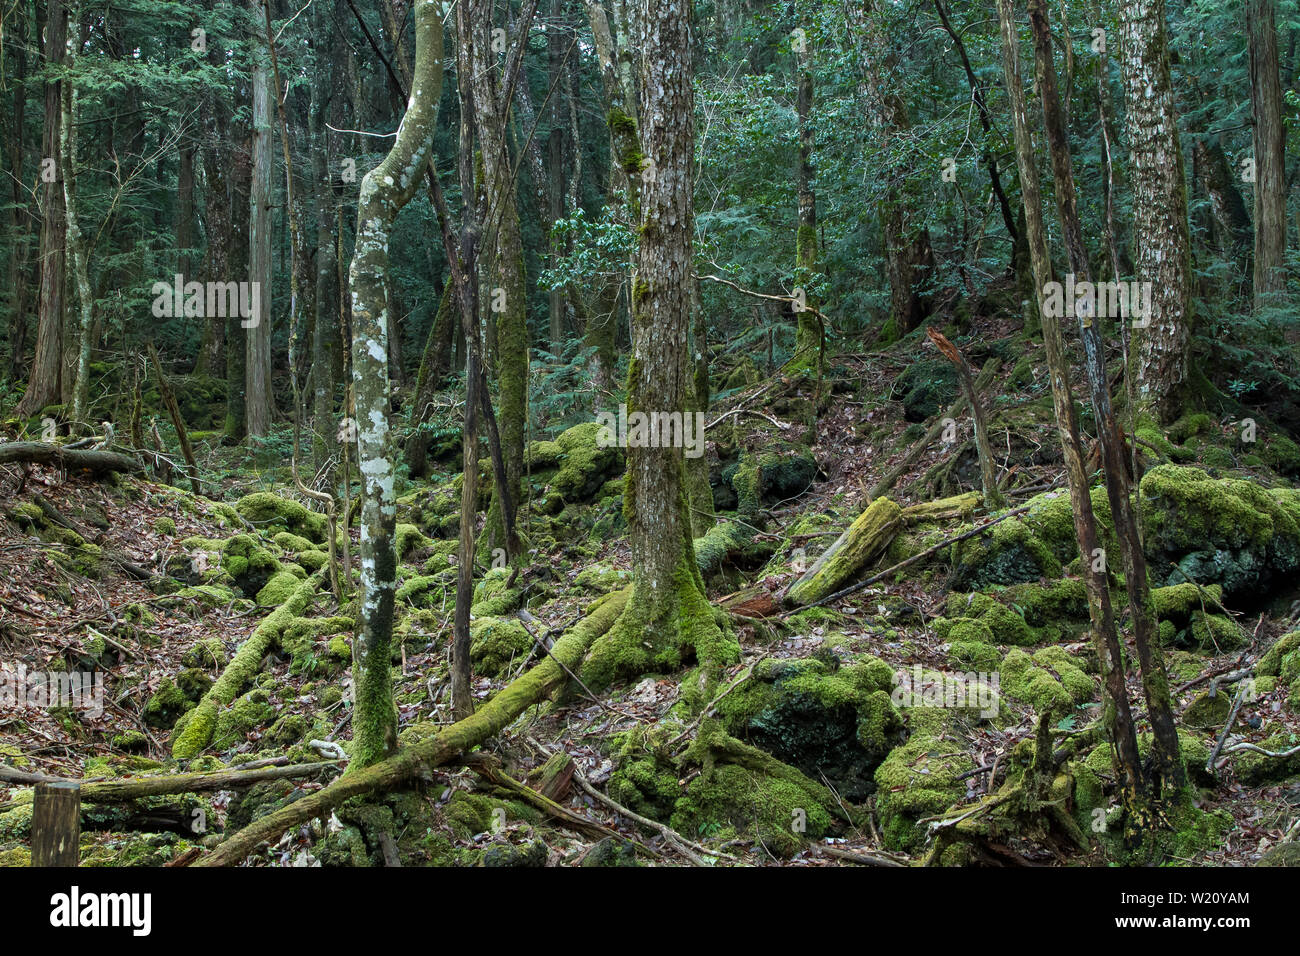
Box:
<box><xmin>3</xmin><ymin>316</ymin><xmax>1300</xmax><ymax>867</ymax></box>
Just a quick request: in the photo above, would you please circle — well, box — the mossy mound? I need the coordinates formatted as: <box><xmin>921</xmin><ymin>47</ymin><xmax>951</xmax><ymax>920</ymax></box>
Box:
<box><xmin>713</xmin><ymin>656</ymin><xmax>902</xmax><ymax>801</ymax></box>
<box><xmin>874</xmin><ymin>709</ymin><xmax>976</xmax><ymax>851</ymax></box>
<box><xmin>469</xmin><ymin>617</ymin><xmax>533</xmax><ymax>677</ymax></box>
<box><xmin>529</xmin><ymin>422</ymin><xmax>625</xmax><ymax>514</ymax></box>
<box><xmin>998</xmin><ymin>647</ymin><xmax>1094</xmax><ymax>714</ymax></box>
<box><xmin>235</xmin><ymin>492</ymin><xmax>328</xmax><ymax>544</ymax></box>
<box><xmin>1140</xmin><ymin>464</ymin><xmax>1300</xmax><ymax>599</ymax></box>
<box><xmin>256</xmin><ymin>568</ymin><xmax>306</xmax><ymax>606</ymax></box>
<box><xmin>952</xmin><ymin>514</ymin><xmax>1063</xmax><ymax>590</ymax></box>
<box><xmin>896</xmin><ymin>357</ymin><xmax>958</xmax><ymax>422</ymax></box>
<box><xmin>471</xmin><ymin>567</ymin><xmax>522</xmax><ymax>616</ymax></box>
<box><xmin>143</xmin><ymin>669</ymin><xmax>211</xmax><ymax>729</ymax></box>
<box><xmin>210</xmin><ymin>688</ymin><xmax>275</xmax><ymax>750</ymax></box>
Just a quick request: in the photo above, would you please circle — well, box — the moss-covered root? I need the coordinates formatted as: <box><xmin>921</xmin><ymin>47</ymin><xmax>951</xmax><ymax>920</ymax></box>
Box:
<box><xmin>171</xmin><ymin>574</ymin><xmax>321</xmax><ymax>760</ymax></box>
<box><xmin>784</xmin><ymin>497</ymin><xmax>902</xmax><ymax>606</ymax></box>
<box><xmin>580</xmin><ymin>561</ymin><xmax>737</xmax><ymax>697</ymax></box>
<box><xmin>195</xmin><ymin>588</ymin><xmax>630</xmax><ymax>866</ymax></box>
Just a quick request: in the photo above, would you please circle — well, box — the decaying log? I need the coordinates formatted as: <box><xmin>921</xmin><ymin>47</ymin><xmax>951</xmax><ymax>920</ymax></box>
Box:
<box><xmin>0</xmin><ymin>761</ymin><xmax>343</xmax><ymax>803</ymax></box>
<box><xmin>783</xmin><ymin>497</ymin><xmax>903</xmax><ymax>606</ymax></box>
<box><xmin>0</xmin><ymin>441</ymin><xmax>141</xmax><ymax>475</ymax></box>
<box><xmin>192</xmin><ymin>588</ymin><xmax>631</xmax><ymax>866</ymax></box>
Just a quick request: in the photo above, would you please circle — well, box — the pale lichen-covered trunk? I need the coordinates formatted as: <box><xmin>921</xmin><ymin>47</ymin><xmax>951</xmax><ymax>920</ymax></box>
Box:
<box><xmin>1248</xmin><ymin>0</ymin><xmax>1286</xmax><ymax>310</ymax></box>
<box><xmin>347</xmin><ymin>0</ymin><xmax>443</xmax><ymax>769</ymax></box>
<box><xmin>1118</xmin><ymin>0</ymin><xmax>1192</xmax><ymax>423</ymax></box>
<box><xmin>246</xmin><ymin>3</ymin><xmax>274</xmax><ymax>439</ymax></box>
<box><xmin>792</xmin><ymin>59</ymin><xmax>823</xmax><ymax>375</ymax></box>
<box><xmin>581</xmin><ymin>0</ymin><xmax>735</xmax><ymax>697</ymax></box>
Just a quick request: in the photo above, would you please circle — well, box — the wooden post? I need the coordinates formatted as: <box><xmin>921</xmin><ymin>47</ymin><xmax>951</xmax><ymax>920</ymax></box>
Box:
<box><xmin>32</xmin><ymin>781</ymin><xmax>80</xmax><ymax>866</ymax></box>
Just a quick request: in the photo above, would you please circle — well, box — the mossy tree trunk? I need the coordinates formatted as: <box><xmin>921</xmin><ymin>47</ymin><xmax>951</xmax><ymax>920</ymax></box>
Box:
<box><xmin>1117</xmin><ymin>0</ymin><xmax>1192</xmax><ymax>423</ymax></box>
<box><xmin>310</xmin><ymin>0</ymin><xmax>340</xmax><ymax>480</ymax></box>
<box><xmin>1030</xmin><ymin>0</ymin><xmax>1185</xmax><ymax>798</ymax></box>
<box><xmin>346</xmin><ymin>1</ymin><xmax>444</xmax><ymax>768</ymax></box>
<box><xmin>581</xmin><ymin>0</ymin><xmax>733</xmax><ymax>695</ymax></box>
<box><xmin>997</xmin><ymin>0</ymin><xmax>1148</xmax><ymax>823</ymax></box>
<box><xmin>466</xmin><ymin>0</ymin><xmax>534</xmax><ymax>564</ymax></box>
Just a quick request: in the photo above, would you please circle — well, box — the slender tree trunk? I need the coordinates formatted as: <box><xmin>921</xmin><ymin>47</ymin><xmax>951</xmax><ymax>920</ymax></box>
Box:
<box><xmin>1118</xmin><ymin>0</ymin><xmax>1192</xmax><ymax>423</ymax></box>
<box><xmin>997</xmin><ymin>0</ymin><xmax>1147</xmax><ymax>824</ymax></box>
<box><xmin>61</xmin><ymin>7</ymin><xmax>94</xmax><ymax>433</ymax></box>
<box><xmin>792</xmin><ymin>56</ymin><xmax>823</xmax><ymax>375</ymax></box>
<box><xmin>310</xmin><ymin>2</ymin><xmax>339</xmax><ymax>479</ymax></box>
<box><xmin>5</xmin><ymin>2</ymin><xmax>31</xmax><ymax>379</ymax></box>
<box><xmin>15</xmin><ymin>0</ymin><xmax>66</xmax><ymax>419</ymax></box>
<box><xmin>245</xmin><ymin>0</ymin><xmax>275</xmax><ymax>438</ymax></box>
<box><xmin>1030</xmin><ymin>0</ymin><xmax>1184</xmax><ymax>799</ymax></box>
<box><xmin>1249</xmin><ymin>0</ymin><xmax>1287</xmax><ymax>309</ymax></box>
<box><xmin>346</xmin><ymin>0</ymin><xmax>443</xmax><ymax>767</ymax></box>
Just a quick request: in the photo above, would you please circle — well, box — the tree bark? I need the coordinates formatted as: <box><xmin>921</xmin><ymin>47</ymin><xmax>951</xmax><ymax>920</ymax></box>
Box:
<box><xmin>14</xmin><ymin>0</ymin><xmax>67</xmax><ymax>420</ymax></box>
<box><xmin>997</xmin><ymin>0</ymin><xmax>1147</xmax><ymax>819</ymax></box>
<box><xmin>245</xmin><ymin>0</ymin><xmax>275</xmax><ymax>439</ymax></box>
<box><xmin>1118</xmin><ymin>0</ymin><xmax>1192</xmax><ymax>423</ymax></box>
<box><xmin>345</xmin><ymin>0</ymin><xmax>443</xmax><ymax>767</ymax></box>
<box><xmin>1249</xmin><ymin>0</ymin><xmax>1287</xmax><ymax>309</ymax></box>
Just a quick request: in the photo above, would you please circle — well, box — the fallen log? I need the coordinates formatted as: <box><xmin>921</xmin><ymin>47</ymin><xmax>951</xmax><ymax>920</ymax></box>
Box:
<box><xmin>782</xmin><ymin>497</ymin><xmax>902</xmax><ymax>606</ymax></box>
<box><xmin>171</xmin><ymin>573</ymin><xmax>321</xmax><ymax>759</ymax></box>
<box><xmin>0</xmin><ymin>441</ymin><xmax>141</xmax><ymax>475</ymax></box>
<box><xmin>0</xmin><ymin>761</ymin><xmax>342</xmax><ymax>802</ymax></box>
<box><xmin>193</xmin><ymin>587</ymin><xmax>631</xmax><ymax>866</ymax></box>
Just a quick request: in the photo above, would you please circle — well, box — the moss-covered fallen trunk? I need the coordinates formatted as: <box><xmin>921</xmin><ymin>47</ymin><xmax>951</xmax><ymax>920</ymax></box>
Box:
<box><xmin>783</xmin><ymin>497</ymin><xmax>902</xmax><ymax>606</ymax></box>
<box><xmin>0</xmin><ymin>761</ymin><xmax>340</xmax><ymax>803</ymax></box>
<box><xmin>171</xmin><ymin>574</ymin><xmax>321</xmax><ymax>759</ymax></box>
<box><xmin>194</xmin><ymin>587</ymin><xmax>630</xmax><ymax>866</ymax></box>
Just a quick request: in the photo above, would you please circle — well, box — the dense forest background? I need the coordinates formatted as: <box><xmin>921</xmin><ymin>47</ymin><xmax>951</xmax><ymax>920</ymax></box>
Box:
<box><xmin>1</xmin><ymin>0</ymin><xmax>1300</xmax><ymax>869</ymax></box>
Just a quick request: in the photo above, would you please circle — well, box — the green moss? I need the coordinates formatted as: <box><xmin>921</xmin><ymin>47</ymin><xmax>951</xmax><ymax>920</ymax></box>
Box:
<box><xmin>998</xmin><ymin>647</ymin><xmax>1091</xmax><ymax>713</ymax></box>
<box><xmin>256</xmin><ymin>569</ymin><xmax>303</xmax><ymax>606</ymax></box>
<box><xmin>143</xmin><ymin>677</ymin><xmax>197</xmax><ymax>729</ymax></box>
<box><xmin>211</xmin><ymin>689</ymin><xmax>274</xmax><ymax>750</ymax></box>
<box><xmin>873</xmin><ymin>709</ymin><xmax>975</xmax><ymax>852</ymax></box>
<box><xmin>155</xmin><ymin>516</ymin><xmax>176</xmax><ymax>535</ymax></box>
<box><xmin>468</xmin><ymin>617</ymin><xmax>533</xmax><ymax>677</ymax></box>
<box><xmin>235</xmin><ymin>491</ymin><xmax>328</xmax><ymax>543</ymax></box>
<box><xmin>952</xmin><ymin>514</ymin><xmax>1063</xmax><ymax>590</ymax></box>
<box><xmin>1258</xmin><ymin>631</ymin><xmax>1300</xmax><ymax>677</ymax></box>
<box><xmin>395</xmin><ymin>522</ymin><xmax>432</xmax><ymax>557</ymax></box>
<box><xmin>574</xmin><ymin>563</ymin><xmax>631</xmax><ymax>592</ymax></box>
<box><xmin>471</xmin><ymin>567</ymin><xmax>522</xmax><ymax>616</ymax></box>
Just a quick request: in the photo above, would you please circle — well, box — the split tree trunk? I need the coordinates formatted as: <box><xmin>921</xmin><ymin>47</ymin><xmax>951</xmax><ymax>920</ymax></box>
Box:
<box><xmin>1249</xmin><ymin>0</ymin><xmax>1286</xmax><ymax>310</ymax></box>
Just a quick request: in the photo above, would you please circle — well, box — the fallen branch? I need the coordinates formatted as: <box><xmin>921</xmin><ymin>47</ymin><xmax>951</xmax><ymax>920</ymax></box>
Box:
<box><xmin>193</xmin><ymin>588</ymin><xmax>631</xmax><ymax>866</ymax></box>
<box><xmin>171</xmin><ymin>574</ymin><xmax>322</xmax><ymax>759</ymax></box>
<box><xmin>0</xmin><ymin>761</ymin><xmax>342</xmax><ymax>802</ymax></box>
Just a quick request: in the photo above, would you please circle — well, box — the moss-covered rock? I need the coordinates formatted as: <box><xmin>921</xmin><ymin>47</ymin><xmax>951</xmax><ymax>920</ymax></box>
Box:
<box><xmin>468</xmin><ymin>617</ymin><xmax>533</xmax><ymax>677</ymax></box>
<box><xmin>211</xmin><ymin>689</ymin><xmax>275</xmax><ymax>750</ymax></box>
<box><xmin>874</xmin><ymin>709</ymin><xmax>975</xmax><ymax>851</ymax></box>
<box><xmin>1140</xmin><ymin>464</ymin><xmax>1300</xmax><ymax>598</ymax></box>
<box><xmin>714</xmin><ymin>656</ymin><xmax>901</xmax><ymax>801</ymax></box>
<box><xmin>952</xmin><ymin>514</ymin><xmax>1062</xmax><ymax>590</ymax></box>
<box><xmin>256</xmin><ymin>569</ymin><xmax>304</xmax><ymax>606</ymax></box>
<box><xmin>235</xmin><ymin>492</ymin><xmax>329</xmax><ymax>543</ymax></box>
<box><xmin>531</xmin><ymin>422</ymin><xmax>625</xmax><ymax>514</ymax></box>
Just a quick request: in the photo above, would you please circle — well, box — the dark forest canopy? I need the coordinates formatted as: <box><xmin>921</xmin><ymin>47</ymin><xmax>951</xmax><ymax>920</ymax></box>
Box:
<box><xmin>0</xmin><ymin>0</ymin><xmax>1299</xmax><ymax>877</ymax></box>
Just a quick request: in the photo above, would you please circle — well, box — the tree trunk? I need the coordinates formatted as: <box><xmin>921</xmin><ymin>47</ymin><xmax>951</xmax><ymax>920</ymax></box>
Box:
<box><xmin>997</xmin><ymin>0</ymin><xmax>1147</xmax><ymax>823</ymax></box>
<box><xmin>15</xmin><ymin>0</ymin><xmax>66</xmax><ymax>420</ymax></box>
<box><xmin>793</xmin><ymin>57</ymin><xmax>823</xmax><ymax>375</ymax></box>
<box><xmin>1249</xmin><ymin>0</ymin><xmax>1287</xmax><ymax>310</ymax></box>
<box><xmin>580</xmin><ymin>0</ymin><xmax>733</xmax><ymax>694</ymax></box>
<box><xmin>1030</xmin><ymin>0</ymin><xmax>1184</xmax><ymax>800</ymax></box>
<box><xmin>345</xmin><ymin>0</ymin><xmax>443</xmax><ymax>767</ymax></box>
<box><xmin>60</xmin><ymin>8</ymin><xmax>95</xmax><ymax>434</ymax></box>
<box><xmin>1118</xmin><ymin>0</ymin><xmax>1192</xmax><ymax>423</ymax></box>
<box><xmin>245</xmin><ymin>0</ymin><xmax>275</xmax><ymax>439</ymax></box>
